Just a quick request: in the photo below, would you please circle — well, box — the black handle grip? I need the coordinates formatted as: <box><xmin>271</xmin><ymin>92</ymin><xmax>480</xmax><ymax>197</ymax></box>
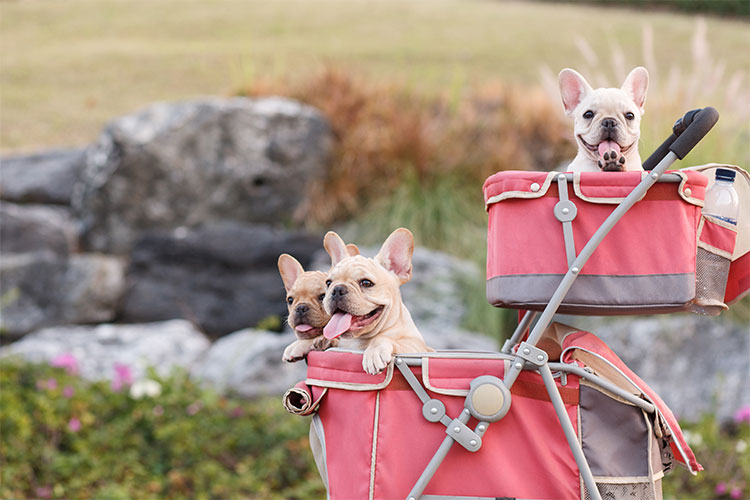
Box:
<box><xmin>642</xmin><ymin>107</ymin><xmax>719</xmax><ymax>170</ymax></box>
<box><xmin>669</xmin><ymin>106</ymin><xmax>719</xmax><ymax>159</ymax></box>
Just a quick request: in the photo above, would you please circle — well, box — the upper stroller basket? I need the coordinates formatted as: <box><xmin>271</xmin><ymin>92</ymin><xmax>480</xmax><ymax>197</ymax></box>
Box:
<box><xmin>483</xmin><ymin>107</ymin><xmax>742</xmax><ymax>315</ymax></box>
<box><xmin>483</xmin><ymin>169</ymin><xmax>709</xmax><ymax>314</ymax></box>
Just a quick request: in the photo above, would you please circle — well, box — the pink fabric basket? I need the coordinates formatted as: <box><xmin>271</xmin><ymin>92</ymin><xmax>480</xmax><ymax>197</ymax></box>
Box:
<box><xmin>285</xmin><ymin>332</ymin><xmax>698</xmax><ymax>500</ymax></box>
<box><xmin>483</xmin><ymin>170</ymin><xmax>711</xmax><ymax>314</ymax></box>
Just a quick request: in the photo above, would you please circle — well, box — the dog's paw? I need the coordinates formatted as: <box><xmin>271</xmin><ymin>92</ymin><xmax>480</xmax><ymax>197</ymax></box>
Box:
<box><xmin>362</xmin><ymin>344</ymin><xmax>394</xmax><ymax>375</ymax></box>
<box><xmin>282</xmin><ymin>340</ymin><xmax>310</xmax><ymax>363</ymax></box>
<box><xmin>598</xmin><ymin>150</ymin><xmax>627</xmax><ymax>172</ymax></box>
<box><xmin>312</xmin><ymin>336</ymin><xmax>336</xmax><ymax>351</ymax></box>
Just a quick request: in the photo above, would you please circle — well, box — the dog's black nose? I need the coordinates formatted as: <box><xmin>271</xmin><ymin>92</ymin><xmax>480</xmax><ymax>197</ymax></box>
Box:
<box><xmin>331</xmin><ymin>285</ymin><xmax>348</xmax><ymax>298</ymax></box>
<box><xmin>295</xmin><ymin>304</ymin><xmax>309</xmax><ymax>315</ymax></box>
<box><xmin>602</xmin><ymin>118</ymin><xmax>617</xmax><ymax>130</ymax></box>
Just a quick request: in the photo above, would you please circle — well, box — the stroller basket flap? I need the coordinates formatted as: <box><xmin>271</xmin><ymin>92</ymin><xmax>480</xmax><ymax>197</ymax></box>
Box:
<box><xmin>288</xmin><ymin>334</ymin><xmax>698</xmax><ymax>500</ymax></box>
<box><xmin>561</xmin><ymin>330</ymin><xmax>700</xmax><ymax>474</ymax></box>
<box><xmin>483</xmin><ymin>170</ymin><xmax>710</xmax><ymax>315</ymax></box>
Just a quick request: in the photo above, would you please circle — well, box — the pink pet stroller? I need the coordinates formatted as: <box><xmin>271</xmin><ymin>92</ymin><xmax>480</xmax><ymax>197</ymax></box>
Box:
<box><xmin>285</xmin><ymin>108</ymin><xmax>744</xmax><ymax>499</ymax></box>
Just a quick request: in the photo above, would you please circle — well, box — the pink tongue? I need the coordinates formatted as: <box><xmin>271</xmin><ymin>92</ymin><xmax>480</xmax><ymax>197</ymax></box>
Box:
<box><xmin>598</xmin><ymin>140</ymin><xmax>621</xmax><ymax>158</ymax></box>
<box><xmin>295</xmin><ymin>324</ymin><xmax>313</xmax><ymax>332</ymax></box>
<box><xmin>324</xmin><ymin>312</ymin><xmax>353</xmax><ymax>339</ymax></box>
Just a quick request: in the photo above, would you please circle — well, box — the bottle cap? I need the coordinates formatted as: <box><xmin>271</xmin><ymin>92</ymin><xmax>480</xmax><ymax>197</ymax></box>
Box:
<box><xmin>715</xmin><ymin>168</ymin><xmax>736</xmax><ymax>182</ymax></box>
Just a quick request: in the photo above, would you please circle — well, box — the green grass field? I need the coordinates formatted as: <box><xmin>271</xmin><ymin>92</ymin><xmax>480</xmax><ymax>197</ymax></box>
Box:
<box><xmin>1</xmin><ymin>0</ymin><xmax>748</xmax><ymax>152</ymax></box>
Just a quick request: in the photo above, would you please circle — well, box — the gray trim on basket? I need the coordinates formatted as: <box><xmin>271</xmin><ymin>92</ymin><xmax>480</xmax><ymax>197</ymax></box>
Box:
<box><xmin>487</xmin><ymin>273</ymin><xmax>694</xmax><ymax>314</ymax></box>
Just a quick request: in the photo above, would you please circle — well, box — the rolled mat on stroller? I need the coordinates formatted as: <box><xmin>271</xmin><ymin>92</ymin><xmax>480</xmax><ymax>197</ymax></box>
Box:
<box><xmin>284</xmin><ymin>325</ymin><xmax>698</xmax><ymax>500</ymax></box>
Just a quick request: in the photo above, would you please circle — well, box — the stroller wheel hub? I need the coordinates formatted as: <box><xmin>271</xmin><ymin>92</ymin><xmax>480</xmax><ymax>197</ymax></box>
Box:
<box><xmin>466</xmin><ymin>376</ymin><xmax>512</xmax><ymax>422</ymax></box>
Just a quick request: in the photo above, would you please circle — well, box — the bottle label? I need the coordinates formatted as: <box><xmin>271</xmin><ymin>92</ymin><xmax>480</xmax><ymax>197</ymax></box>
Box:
<box><xmin>705</xmin><ymin>214</ymin><xmax>737</xmax><ymax>226</ymax></box>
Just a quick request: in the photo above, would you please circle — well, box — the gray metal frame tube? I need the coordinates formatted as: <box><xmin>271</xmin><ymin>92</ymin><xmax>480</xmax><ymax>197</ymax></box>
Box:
<box><xmin>501</xmin><ymin>310</ymin><xmax>538</xmax><ymax>354</ymax></box>
<box><xmin>549</xmin><ymin>362</ymin><xmax>655</xmax><ymax>413</ymax></box>
<box><xmin>503</xmin><ymin>151</ymin><xmax>679</xmax><ymax>389</ymax></box>
<box><xmin>406</xmin><ymin>410</ymin><xmax>472</xmax><ymax>500</ymax></box>
<box><xmin>539</xmin><ymin>364</ymin><xmax>601</xmax><ymax>500</ymax></box>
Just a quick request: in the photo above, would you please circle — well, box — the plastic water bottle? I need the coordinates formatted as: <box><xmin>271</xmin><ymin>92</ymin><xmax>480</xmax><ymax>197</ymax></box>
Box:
<box><xmin>691</xmin><ymin>168</ymin><xmax>739</xmax><ymax>316</ymax></box>
<box><xmin>702</xmin><ymin>168</ymin><xmax>739</xmax><ymax>225</ymax></box>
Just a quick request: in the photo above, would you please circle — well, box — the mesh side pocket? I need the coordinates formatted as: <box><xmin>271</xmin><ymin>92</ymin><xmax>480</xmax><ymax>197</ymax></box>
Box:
<box><xmin>690</xmin><ymin>247</ymin><xmax>731</xmax><ymax>316</ymax></box>
<box><xmin>584</xmin><ymin>480</ymin><xmax>662</xmax><ymax>500</ymax></box>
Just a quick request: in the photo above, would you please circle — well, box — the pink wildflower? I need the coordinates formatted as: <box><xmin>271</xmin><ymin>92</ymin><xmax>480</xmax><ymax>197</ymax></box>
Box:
<box><xmin>111</xmin><ymin>363</ymin><xmax>133</xmax><ymax>391</ymax></box>
<box><xmin>730</xmin><ymin>487</ymin><xmax>743</xmax><ymax>499</ymax></box>
<box><xmin>35</xmin><ymin>486</ymin><xmax>52</xmax><ymax>498</ymax></box>
<box><xmin>716</xmin><ymin>482</ymin><xmax>728</xmax><ymax>495</ymax></box>
<box><xmin>186</xmin><ymin>401</ymin><xmax>202</xmax><ymax>416</ymax></box>
<box><xmin>733</xmin><ymin>404</ymin><xmax>750</xmax><ymax>424</ymax></box>
<box><xmin>230</xmin><ymin>407</ymin><xmax>244</xmax><ymax>418</ymax></box>
<box><xmin>50</xmin><ymin>353</ymin><xmax>79</xmax><ymax>375</ymax></box>
<box><xmin>63</xmin><ymin>386</ymin><xmax>75</xmax><ymax>398</ymax></box>
<box><xmin>46</xmin><ymin>378</ymin><xmax>58</xmax><ymax>391</ymax></box>
<box><xmin>68</xmin><ymin>417</ymin><xmax>81</xmax><ymax>432</ymax></box>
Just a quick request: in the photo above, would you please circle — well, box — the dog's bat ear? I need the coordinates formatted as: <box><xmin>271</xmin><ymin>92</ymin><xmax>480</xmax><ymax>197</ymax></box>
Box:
<box><xmin>621</xmin><ymin>66</ymin><xmax>649</xmax><ymax>114</ymax></box>
<box><xmin>324</xmin><ymin>231</ymin><xmax>350</xmax><ymax>266</ymax></box>
<box><xmin>558</xmin><ymin>68</ymin><xmax>592</xmax><ymax>116</ymax></box>
<box><xmin>346</xmin><ymin>244</ymin><xmax>360</xmax><ymax>256</ymax></box>
<box><xmin>375</xmin><ymin>228</ymin><xmax>414</xmax><ymax>284</ymax></box>
<box><xmin>278</xmin><ymin>254</ymin><xmax>304</xmax><ymax>292</ymax></box>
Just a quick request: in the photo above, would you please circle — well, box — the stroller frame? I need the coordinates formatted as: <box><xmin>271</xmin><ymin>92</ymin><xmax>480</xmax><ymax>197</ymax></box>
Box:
<box><xmin>400</xmin><ymin>107</ymin><xmax>719</xmax><ymax>500</ymax></box>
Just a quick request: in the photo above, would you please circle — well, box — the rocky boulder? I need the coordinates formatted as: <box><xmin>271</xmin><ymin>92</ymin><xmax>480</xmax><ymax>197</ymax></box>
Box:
<box><xmin>0</xmin><ymin>148</ymin><xmax>85</xmax><ymax>205</ymax></box>
<box><xmin>191</xmin><ymin>329</ymin><xmax>305</xmax><ymax>398</ymax></box>
<box><xmin>0</xmin><ymin>202</ymin><xmax>125</xmax><ymax>337</ymax></box>
<box><xmin>1</xmin><ymin>320</ymin><xmax>210</xmax><ymax>382</ymax></box>
<box><xmin>120</xmin><ymin>222</ymin><xmax>322</xmax><ymax>337</ymax></box>
<box><xmin>73</xmin><ymin>97</ymin><xmax>332</xmax><ymax>254</ymax></box>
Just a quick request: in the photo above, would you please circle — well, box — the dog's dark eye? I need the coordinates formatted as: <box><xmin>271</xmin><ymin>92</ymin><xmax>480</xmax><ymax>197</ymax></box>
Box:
<box><xmin>286</xmin><ymin>296</ymin><xmax>294</xmax><ymax>305</ymax></box>
<box><xmin>318</xmin><ymin>294</ymin><xmax>325</xmax><ymax>301</ymax></box>
<box><xmin>624</xmin><ymin>112</ymin><xmax>635</xmax><ymax>120</ymax></box>
<box><xmin>583</xmin><ymin>110</ymin><xmax>594</xmax><ymax>119</ymax></box>
<box><xmin>360</xmin><ymin>279</ymin><xmax>374</xmax><ymax>288</ymax></box>
<box><xmin>325</xmin><ymin>279</ymin><xmax>332</xmax><ymax>287</ymax></box>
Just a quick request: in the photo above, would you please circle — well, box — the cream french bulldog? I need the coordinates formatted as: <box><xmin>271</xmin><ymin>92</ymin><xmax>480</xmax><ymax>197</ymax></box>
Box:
<box><xmin>559</xmin><ymin>67</ymin><xmax>649</xmax><ymax>172</ymax></box>
<box><xmin>279</xmin><ymin>244</ymin><xmax>359</xmax><ymax>362</ymax></box>
<box><xmin>322</xmin><ymin>228</ymin><xmax>432</xmax><ymax>374</ymax></box>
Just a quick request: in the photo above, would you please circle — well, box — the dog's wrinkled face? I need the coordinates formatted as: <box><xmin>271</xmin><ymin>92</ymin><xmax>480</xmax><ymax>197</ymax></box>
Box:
<box><xmin>278</xmin><ymin>255</ymin><xmax>330</xmax><ymax>340</ymax></box>
<box><xmin>322</xmin><ymin>229</ymin><xmax>413</xmax><ymax>341</ymax></box>
<box><xmin>559</xmin><ymin>67</ymin><xmax>648</xmax><ymax>172</ymax></box>
<box><xmin>323</xmin><ymin>256</ymin><xmax>397</xmax><ymax>340</ymax></box>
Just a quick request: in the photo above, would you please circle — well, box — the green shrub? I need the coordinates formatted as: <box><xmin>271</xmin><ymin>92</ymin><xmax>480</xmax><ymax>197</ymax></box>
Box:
<box><xmin>2</xmin><ymin>358</ymin><xmax>748</xmax><ymax>498</ymax></box>
<box><xmin>0</xmin><ymin>358</ymin><xmax>324</xmax><ymax>499</ymax></box>
<box><xmin>663</xmin><ymin>410</ymin><xmax>750</xmax><ymax>499</ymax></box>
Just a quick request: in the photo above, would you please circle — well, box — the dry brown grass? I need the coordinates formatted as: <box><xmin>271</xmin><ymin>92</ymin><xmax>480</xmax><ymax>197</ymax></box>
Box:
<box><xmin>240</xmin><ymin>68</ymin><xmax>574</xmax><ymax>226</ymax></box>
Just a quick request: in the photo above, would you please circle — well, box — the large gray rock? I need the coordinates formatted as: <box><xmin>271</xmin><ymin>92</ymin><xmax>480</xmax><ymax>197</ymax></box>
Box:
<box><xmin>0</xmin><ymin>148</ymin><xmax>85</xmax><ymax>205</ymax></box>
<box><xmin>73</xmin><ymin>97</ymin><xmax>332</xmax><ymax>254</ymax></box>
<box><xmin>1</xmin><ymin>320</ymin><xmax>210</xmax><ymax>382</ymax></box>
<box><xmin>191</xmin><ymin>329</ymin><xmax>305</xmax><ymax>398</ymax></box>
<box><xmin>120</xmin><ymin>223</ymin><xmax>321</xmax><ymax>337</ymax></box>
<box><xmin>59</xmin><ymin>254</ymin><xmax>127</xmax><ymax>324</ymax></box>
<box><xmin>0</xmin><ymin>202</ymin><xmax>79</xmax><ymax>256</ymax></box>
<box><xmin>0</xmin><ymin>251</ymin><xmax>68</xmax><ymax>336</ymax></box>
<box><xmin>560</xmin><ymin>314</ymin><xmax>749</xmax><ymax>422</ymax></box>
<box><xmin>0</xmin><ymin>253</ymin><xmax>126</xmax><ymax>337</ymax></box>
<box><xmin>0</xmin><ymin>202</ymin><xmax>125</xmax><ymax>335</ymax></box>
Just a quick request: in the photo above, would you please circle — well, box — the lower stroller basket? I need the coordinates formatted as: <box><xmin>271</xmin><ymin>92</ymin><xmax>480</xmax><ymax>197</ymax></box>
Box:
<box><xmin>284</xmin><ymin>326</ymin><xmax>698</xmax><ymax>500</ymax></box>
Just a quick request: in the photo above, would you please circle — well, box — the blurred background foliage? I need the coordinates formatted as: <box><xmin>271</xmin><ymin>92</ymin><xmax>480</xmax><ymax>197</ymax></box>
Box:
<box><xmin>1</xmin><ymin>0</ymin><xmax>748</xmax><ymax>498</ymax></box>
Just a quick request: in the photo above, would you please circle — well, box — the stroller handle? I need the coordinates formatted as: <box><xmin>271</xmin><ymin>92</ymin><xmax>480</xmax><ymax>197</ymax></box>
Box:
<box><xmin>642</xmin><ymin>106</ymin><xmax>719</xmax><ymax>170</ymax></box>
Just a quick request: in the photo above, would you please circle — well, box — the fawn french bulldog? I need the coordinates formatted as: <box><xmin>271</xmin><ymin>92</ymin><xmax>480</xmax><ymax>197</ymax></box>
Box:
<box><xmin>279</xmin><ymin>243</ymin><xmax>359</xmax><ymax>363</ymax></box>
<box><xmin>559</xmin><ymin>67</ymin><xmax>649</xmax><ymax>172</ymax></box>
<box><xmin>322</xmin><ymin>228</ymin><xmax>432</xmax><ymax>375</ymax></box>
